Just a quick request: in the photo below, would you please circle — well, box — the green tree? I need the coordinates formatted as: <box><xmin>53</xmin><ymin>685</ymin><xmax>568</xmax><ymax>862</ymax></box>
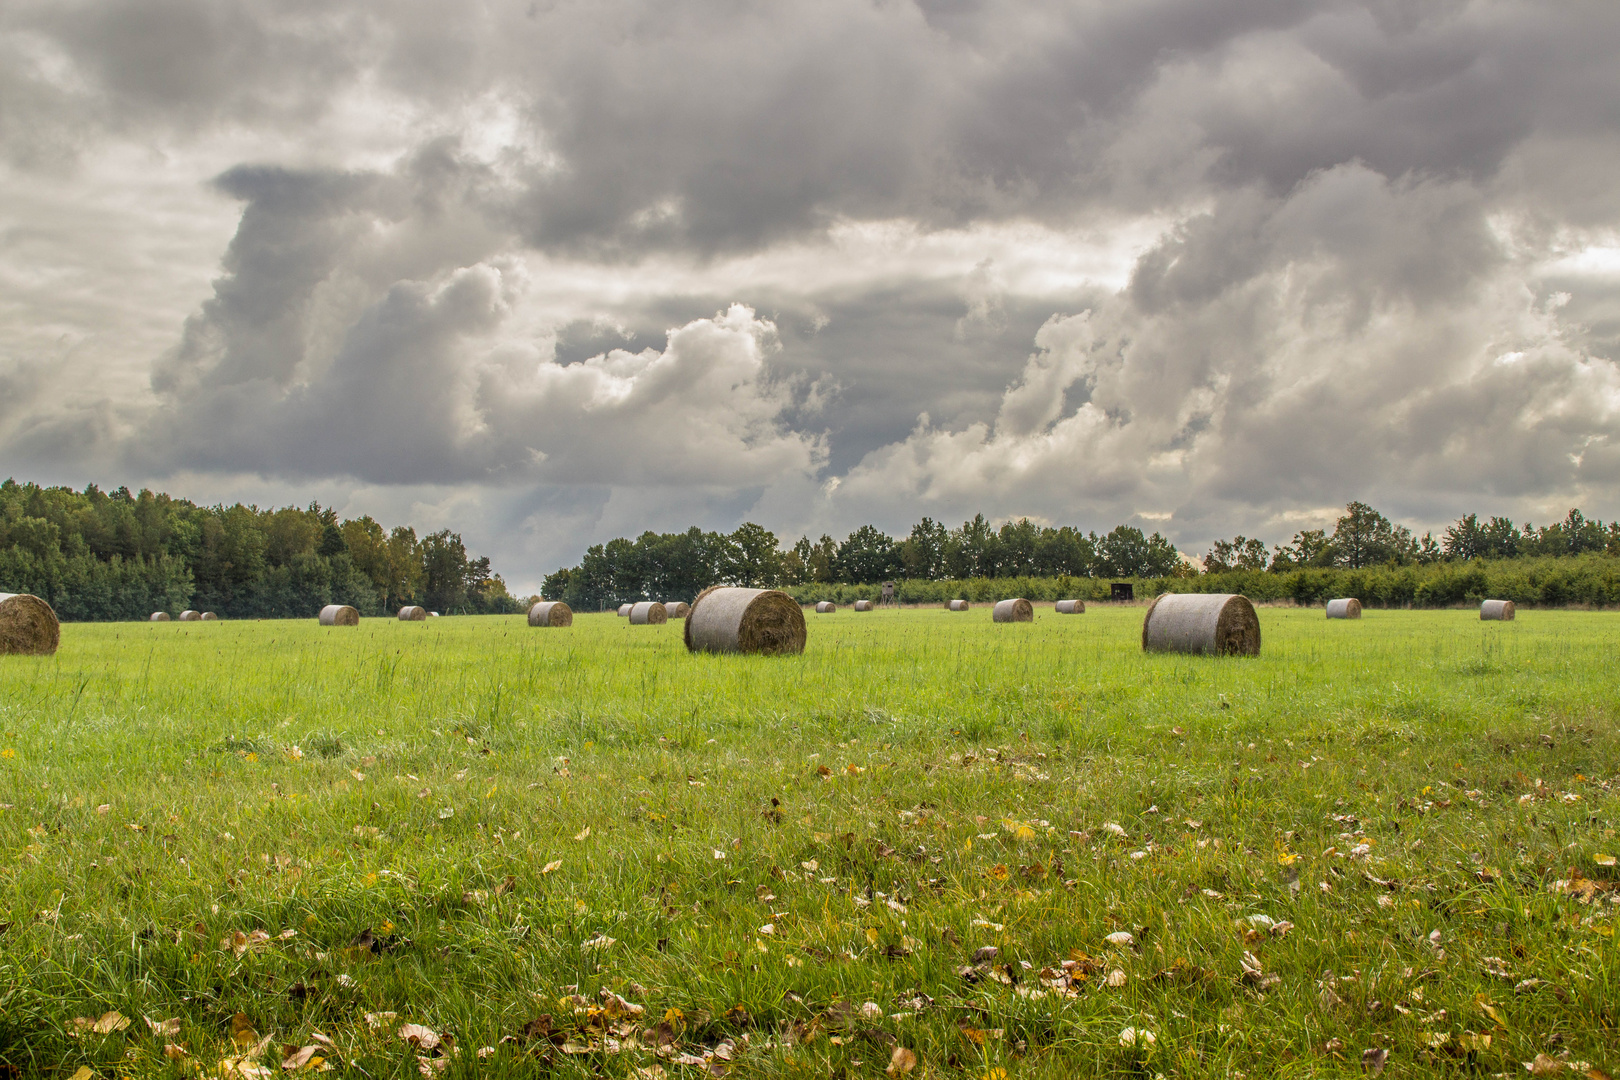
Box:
<box><xmin>899</xmin><ymin>518</ymin><xmax>948</xmax><ymax>580</ymax></box>
<box><xmin>835</xmin><ymin>525</ymin><xmax>899</xmax><ymax>584</ymax></box>
<box><xmin>726</xmin><ymin>523</ymin><xmax>783</xmax><ymax>587</ymax></box>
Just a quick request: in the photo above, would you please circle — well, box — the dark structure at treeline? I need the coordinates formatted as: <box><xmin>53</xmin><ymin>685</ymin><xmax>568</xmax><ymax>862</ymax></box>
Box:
<box><xmin>545</xmin><ymin>502</ymin><xmax>1620</xmax><ymax>611</ymax></box>
<box><xmin>0</xmin><ymin>480</ymin><xmax>520</xmax><ymax>621</ymax></box>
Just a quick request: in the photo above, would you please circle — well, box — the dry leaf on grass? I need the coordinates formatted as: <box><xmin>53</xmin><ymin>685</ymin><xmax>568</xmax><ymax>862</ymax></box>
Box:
<box><xmin>398</xmin><ymin>1024</ymin><xmax>441</xmax><ymax>1051</ymax></box>
<box><xmin>542</xmin><ymin>860</ymin><xmax>562</xmax><ymax>874</ymax></box>
<box><xmin>600</xmin><ymin>990</ymin><xmax>645</xmax><ymax>1018</ymax></box>
<box><xmin>1362</xmin><ymin>1047</ymin><xmax>1388</xmax><ymax>1074</ymax></box>
<box><xmin>163</xmin><ymin>1043</ymin><xmax>189</xmax><ymax>1059</ymax></box>
<box><xmin>145</xmin><ymin>1015</ymin><xmax>181</xmax><ymax>1037</ymax></box>
<box><xmin>280</xmin><ymin>1044</ymin><xmax>323</xmax><ymax>1071</ymax></box>
<box><xmin>886</xmin><ymin>1046</ymin><xmax>918</xmax><ymax>1076</ymax></box>
<box><xmin>67</xmin><ymin>1069</ymin><xmax>93</xmax><ymax>1080</ymax></box>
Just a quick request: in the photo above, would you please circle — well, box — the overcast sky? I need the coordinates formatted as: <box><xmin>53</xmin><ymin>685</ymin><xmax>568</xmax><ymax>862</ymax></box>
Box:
<box><xmin>3</xmin><ymin>0</ymin><xmax>1619</xmax><ymax>591</ymax></box>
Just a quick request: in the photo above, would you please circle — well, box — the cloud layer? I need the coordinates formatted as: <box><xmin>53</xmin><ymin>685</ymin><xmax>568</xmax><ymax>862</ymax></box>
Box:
<box><xmin>2</xmin><ymin>0</ymin><xmax>1619</xmax><ymax>587</ymax></box>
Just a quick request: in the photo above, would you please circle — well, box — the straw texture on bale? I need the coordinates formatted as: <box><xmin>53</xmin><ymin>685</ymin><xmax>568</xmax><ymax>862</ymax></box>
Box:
<box><xmin>1480</xmin><ymin>599</ymin><xmax>1516</xmax><ymax>621</ymax></box>
<box><xmin>685</xmin><ymin>586</ymin><xmax>807</xmax><ymax>656</ymax></box>
<box><xmin>200</xmin><ymin>612</ymin><xmax>217</xmax><ymax>620</ymax></box>
<box><xmin>528</xmin><ymin>601</ymin><xmax>573</xmax><ymax>627</ymax></box>
<box><xmin>1325</xmin><ymin>598</ymin><xmax>1362</xmax><ymax>620</ymax></box>
<box><xmin>0</xmin><ymin>593</ymin><xmax>60</xmax><ymax>656</ymax></box>
<box><xmin>815</xmin><ymin>601</ymin><xmax>837</xmax><ymax>613</ymax></box>
<box><xmin>179</xmin><ymin>610</ymin><xmax>201</xmax><ymax>621</ymax></box>
<box><xmin>992</xmin><ymin>597</ymin><xmax>1034</xmax><ymax>623</ymax></box>
<box><xmin>618</xmin><ymin>604</ymin><xmax>633</xmax><ymax>617</ymax></box>
<box><xmin>1054</xmin><ymin>599</ymin><xmax>1086</xmax><ymax>614</ymax></box>
<box><xmin>853</xmin><ymin>600</ymin><xmax>874</xmax><ymax>611</ymax></box>
<box><xmin>149</xmin><ymin>612</ymin><xmax>170</xmax><ymax>622</ymax></box>
<box><xmin>398</xmin><ymin>605</ymin><xmax>428</xmax><ymax>621</ymax></box>
<box><xmin>663</xmin><ymin>601</ymin><xmax>691</xmax><ymax>618</ymax></box>
<box><xmin>629</xmin><ymin>601</ymin><xmax>667</xmax><ymax>625</ymax></box>
<box><xmin>947</xmin><ymin>599</ymin><xmax>969</xmax><ymax>611</ymax></box>
<box><xmin>1141</xmin><ymin>593</ymin><xmax>1260</xmax><ymax>657</ymax></box>
<box><xmin>318</xmin><ymin>604</ymin><xmax>360</xmax><ymax>626</ymax></box>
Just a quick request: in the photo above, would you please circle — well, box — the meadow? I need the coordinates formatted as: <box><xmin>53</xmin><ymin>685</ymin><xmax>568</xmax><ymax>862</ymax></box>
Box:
<box><xmin>0</xmin><ymin>605</ymin><xmax>1616</xmax><ymax>1078</ymax></box>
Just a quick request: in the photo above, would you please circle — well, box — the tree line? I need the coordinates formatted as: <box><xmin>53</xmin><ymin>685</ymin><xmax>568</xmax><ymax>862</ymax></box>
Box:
<box><xmin>547</xmin><ymin>502</ymin><xmax>1620</xmax><ymax>610</ymax></box>
<box><xmin>0</xmin><ymin>479</ymin><xmax>521</xmax><ymax>621</ymax></box>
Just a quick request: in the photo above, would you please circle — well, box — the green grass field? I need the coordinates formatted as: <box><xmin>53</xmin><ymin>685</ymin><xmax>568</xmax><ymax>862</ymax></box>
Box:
<box><xmin>1</xmin><ymin>605</ymin><xmax>1617</xmax><ymax>1078</ymax></box>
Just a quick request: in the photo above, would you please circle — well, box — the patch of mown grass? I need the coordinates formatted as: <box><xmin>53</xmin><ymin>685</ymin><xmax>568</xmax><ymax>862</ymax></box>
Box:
<box><xmin>0</xmin><ymin>607</ymin><xmax>1617</xmax><ymax>1076</ymax></box>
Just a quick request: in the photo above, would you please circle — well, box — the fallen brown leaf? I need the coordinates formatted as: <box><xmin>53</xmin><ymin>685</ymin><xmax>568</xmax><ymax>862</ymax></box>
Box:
<box><xmin>145</xmin><ymin>1015</ymin><xmax>181</xmax><ymax>1037</ymax></box>
<box><xmin>398</xmin><ymin>1024</ymin><xmax>441</xmax><ymax>1051</ymax></box>
<box><xmin>886</xmin><ymin>1046</ymin><xmax>918</xmax><ymax>1077</ymax></box>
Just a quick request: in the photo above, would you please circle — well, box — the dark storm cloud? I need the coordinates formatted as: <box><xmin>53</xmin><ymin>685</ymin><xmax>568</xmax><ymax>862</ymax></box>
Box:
<box><xmin>3</xmin><ymin>0</ymin><xmax>1620</xmax><ymax>577</ymax></box>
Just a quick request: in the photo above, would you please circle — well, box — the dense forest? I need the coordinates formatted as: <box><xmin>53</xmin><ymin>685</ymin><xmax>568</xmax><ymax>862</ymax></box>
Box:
<box><xmin>0</xmin><ymin>480</ymin><xmax>520</xmax><ymax>621</ymax></box>
<box><xmin>546</xmin><ymin>502</ymin><xmax>1620</xmax><ymax>610</ymax></box>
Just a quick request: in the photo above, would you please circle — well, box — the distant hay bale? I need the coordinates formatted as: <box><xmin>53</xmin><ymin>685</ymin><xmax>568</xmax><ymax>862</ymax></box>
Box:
<box><xmin>528</xmin><ymin>601</ymin><xmax>573</xmax><ymax>627</ymax></box>
<box><xmin>618</xmin><ymin>604</ymin><xmax>633</xmax><ymax>617</ymax></box>
<box><xmin>200</xmin><ymin>612</ymin><xmax>218</xmax><ymax>621</ymax></box>
<box><xmin>947</xmin><ymin>599</ymin><xmax>969</xmax><ymax>611</ymax></box>
<box><xmin>664</xmin><ymin>601</ymin><xmax>691</xmax><ymax>618</ymax></box>
<box><xmin>629</xmin><ymin>601</ymin><xmax>667</xmax><ymax>625</ymax></box>
<box><xmin>0</xmin><ymin>593</ymin><xmax>60</xmax><ymax>656</ymax></box>
<box><xmin>1480</xmin><ymin>599</ymin><xmax>1516</xmax><ymax>621</ymax></box>
<box><xmin>398</xmin><ymin>606</ymin><xmax>428</xmax><ymax>621</ymax></box>
<box><xmin>685</xmin><ymin>586</ymin><xmax>807</xmax><ymax>656</ymax></box>
<box><xmin>1141</xmin><ymin>593</ymin><xmax>1260</xmax><ymax>657</ymax></box>
<box><xmin>149</xmin><ymin>612</ymin><xmax>170</xmax><ymax>622</ymax></box>
<box><xmin>993</xmin><ymin>598</ymin><xmax>1034</xmax><ymax>623</ymax></box>
<box><xmin>318</xmin><ymin>604</ymin><xmax>360</xmax><ymax>626</ymax></box>
<box><xmin>429</xmin><ymin>611</ymin><xmax>440</xmax><ymax>617</ymax></box>
<box><xmin>179</xmin><ymin>610</ymin><xmax>201</xmax><ymax>621</ymax></box>
<box><xmin>1325</xmin><ymin>598</ymin><xmax>1362</xmax><ymax>620</ymax></box>
<box><xmin>1055</xmin><ymin>599</ymin><xmax>1086</xmax><ymax>614</ymax></box>
<box><xmin>816</xmin><ymin>601</ymin><xmax>837</xmax><ymax>613</ymax></box>
<box><xmin>853</xmin><ymin>600</ymin><xmax>874</xmax><ymax>611</ymax></box>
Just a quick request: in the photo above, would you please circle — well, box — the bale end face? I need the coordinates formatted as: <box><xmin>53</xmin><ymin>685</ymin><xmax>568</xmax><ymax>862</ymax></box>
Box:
<box><xmin>815</xmin><ymin>601</ymin><xmax>837</xmax><ymax>613</ymax></box>
<box><xmin>663</xmin><ymin>601</ymin><xmax>691</xmax><ymax>618</ymax></box>
<box><xmin>1480</xmin><ymin>599</ymin><xmax>1516</xmax><ymax>621</ymax></box>
<box><xmin>853</xmin><ymin>599</ymin><xmax>874</xmax><ymax>611</ymax></box>
<box><xmin>200</xmin><ymin>612</ymin><xmax>218</xmax><ymax>621</ymax></box>
<box><xmin>1055</xmin><ymin>599</ymin><xmax>1085</xmax><ymax>614</ymax></box>
<box><xmin>0</xmin><ymin>593</ymin><xmax>60</xmax><ymax>656</ymax></box>
<box><xmin>1325</xmin><ymin>598</ymin><xmax>1362</xmax><ymax>619</ymax></box>
<box><xmin>149</xmin><ymin>612</ymin><xmax>170</xmax><ymax>622</ymax></box>
<box><xmin>1141</xmin><ymin>593</ymin><xmax>1260</xmax><ymax>657</ymax></box>
<box><xmin>528</xmin><ymin>601</ymin><xmax>574</xmax><ymax>627</ymax></box>
<box><xmin>318</xmin><ymin>604</ymin><xmax>360</xmax><ymax>626</ymax></box>
<box><xmin>398</xmin><ymin>605</ymin><xmax>428</xmax><ymax>621</ymax></box>
<box><xmin>686</xmin><ymin>586</ymin><xmax>806</xmax><ymax>655</ymax></box>
<box><xmin>947</xmin><ymin>599</ymin><xmax>969</xmax><ymax>611</ymax></box>
<box><xmin>992</xmin><ymin>597</ymin><xmax>1034</xmax><ymax>623</ymax></box>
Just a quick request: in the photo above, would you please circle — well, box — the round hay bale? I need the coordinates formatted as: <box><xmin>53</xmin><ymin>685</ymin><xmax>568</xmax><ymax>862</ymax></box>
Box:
<box><xmin>318</xmin><ymin>604</ymin><xmax>360</xmax><ymax>626</ymax></box>
<box><xmin>1325</xmin><ymin>598</ymin><xmax>1362</xmax><ymax>620</ymax></box>
<box><xmin>1054</xmin><ymin>599</ymin><xmax>1086</xmax><ymax>614</ymax></box>
<box><xmin>1141</xmin><ymin>593</ymin><xmax>1260</xmax><ymax>657</ymax></box>
<box><xmin>398</xmin><ymin>605</ymin><xmax>428</xmax><ymax>621</ymax></box>
<box><xmin>993</xmin><ymin>598</ymin><xmax>1034</xmax><ymax>623</ymax></box>
<box><xmin>179</xmin><ymin>610</ymin><xmax>201</xmax><ymax>621</ymax></box>
<box><xmin>0</xmin><ymin>593</ymin><xmax>60</xmax><ymax>656</ymax></box>
<box><xmin>618</xmin><ymin>603</ymin><xmax>633</xmax><ymax>617</ymax></box>
<box><xmin>149</xmin><ymin>612</ymin><xmax>170</xmax><ymax>622</ymax></box>
<box><xmin>664</xmin><ymin>601</ymin><xmax>691</xmax><ymax>618</ymax></box>
<box><xmin>815</xmin><ymin>601</ymin><xmax>837</xmax><ymax>614</ymax></box>
<box><xmin>429</xmin><ymin>611</ymin><xmax>440</xmax><ymax>617</ymax></box>
<box><xmin>629</xmin><ymin>601</ymin><xmax>667</xmax><ymax>625</ymax></box>
<box><xmin>947</xmin><ymin>599</ymin><xmax>969</xmax><ymax>611</ymax></box>
<box><xmin>1480</xmin><ymin>599</ymin><xmax>1516</xmax><ymax>621</ymax></box>
<box><xmin>200</xmin><ymin>612</ymin><xmax>218</xmax><ymax>621</ymax></box>
<box><xmin>853</xmin><ymin>599</ymin><xmax>874</xmax><ymax>611</ymax></box>
<box><xmin>528</xmin><ymin>601</ymin><xmax>573</xmax><ymax>627</ymax></box>
<box><xmin>685</xmin><ymin>586</ymin><xmax>807</xmax><ymax>656</ymax></box>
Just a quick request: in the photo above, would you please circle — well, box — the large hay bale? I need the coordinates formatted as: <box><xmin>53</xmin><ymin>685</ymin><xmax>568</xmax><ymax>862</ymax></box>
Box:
<box><xmin>815</xmin><ymin>601</ymin><xmax>837</xmax><ymax>614</ymax></box>
<box><xmin>149</xmin><ymin>612</ymin><xmax>170</xmax><ymax>622</ymax></box>
<box><xmin>200</xmin><ymin>612</ymin><xmax>218</xmax><ymax>621</ymax></box>
<box><xmin>528</xmin><ymin>601</ymin><xmax>573</xmax><ymax>627</ymax></box>
<box><xmin>0</xmin><ymin>593</ymin><xmax>60</xmax><ymax>656</ymax></box>
<box><xmin>1325</xmin><ymin>598</ymin><xmax>1362</xmax><ymax>620</ymax></box>
<box><xmin>179</xmin><ymin>610</ymin><xmax>201</xmax><ymax>621</ymax></box>
<box><xmin>629</xmin><ymin>601</ymin><xmax>667</xmax><ymax>625</ymax></box>
<box><xmin>1141</xmin><ymin>593</ymin><xmax>1260</xmax><ymax>657</ymax></box>
<box><xmin>853</xmin><ymin>600</ymin><xmax>874</xmax><ymax>611</ymax></box>
<box><xmin>947</xmin><ymin>599</ymin><xmax>969</xmax><ymax>611</ymax></box>
<box><xmin>318</xmin><ymin>604</ymin><xmax>360</xmax><ymax>626</ymax></box>
<box><xmin>1055</xmin><ymin>599</ymin><xmax>1086</xmax><ymax>614</ymax></box>
<box><xmin>685</xmin><ymin>586</ymin><xmax>807</xmax><ymax>656</ymax></box>
<box><xmin>398</xmin><ymin>605</ymin><xmax>428</xmax><ymax>621</ymax></box>
<box><xmin>618</xmin><ymin>604</ymin><xmax>633</xmax><ymax>617</ymax></box>
<box><xmin>664</xmin><ymin>601</ymin><xmax>691</xmax><ymax>618</ymax></box>
<box><xmin>1480</xmin><ymin>599</ymin><xmax>1516</xmax><ymax>621</ymax></box>
<box><xmin>993</xmin><ymin>597</ymin><xmax>1034</xmax><ymax>623</ymax></box>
